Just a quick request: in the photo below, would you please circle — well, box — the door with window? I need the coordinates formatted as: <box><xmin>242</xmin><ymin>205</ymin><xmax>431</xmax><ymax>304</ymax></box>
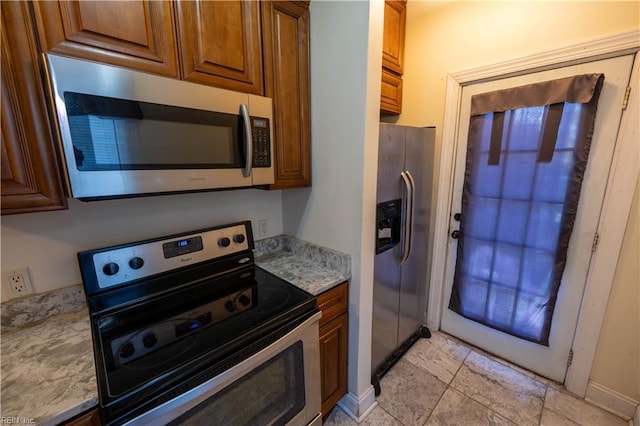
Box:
<box><xmin>441</xmin><ymin>54</ymin><xmax>634</xmax><ymax>382</ymax></box>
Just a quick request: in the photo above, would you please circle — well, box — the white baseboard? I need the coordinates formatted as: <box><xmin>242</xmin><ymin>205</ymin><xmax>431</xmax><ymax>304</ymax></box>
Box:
<box><xmin>585</xmin><ymin>380</ymin><xmax>638</xmax><ymax>420</ymax></box>
<box><xmin>337</xmin><ymin>386</ymin><xmax>377</xmax><ymax>422</ymax></box>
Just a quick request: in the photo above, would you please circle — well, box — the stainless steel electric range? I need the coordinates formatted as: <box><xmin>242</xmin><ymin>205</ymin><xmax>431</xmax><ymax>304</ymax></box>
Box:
<box><xmin>78</xmin><ymin>221</ymin><xmax>322</xmax><ymax>426</ymax></box>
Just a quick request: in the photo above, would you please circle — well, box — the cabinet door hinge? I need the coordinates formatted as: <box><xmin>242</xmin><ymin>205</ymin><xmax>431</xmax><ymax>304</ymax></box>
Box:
<box><xmin>567</xmin><ymin>349</ymin><xmax>574</xmax><ymax>367</ymax></box>
<box><xmin>591</xmin><ymin>233</ymin><xmax>600</xmax><ymax>252</ymax></box>
<box><xmin>622</xmin><ymin>86</ymin><xmax>631</xmax><ymax>110</ymax></box>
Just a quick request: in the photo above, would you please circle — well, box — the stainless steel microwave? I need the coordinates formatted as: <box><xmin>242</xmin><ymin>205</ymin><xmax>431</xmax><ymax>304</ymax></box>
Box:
<box><xmin>42</xmin><ymin>53</ymin><xmax>274</xmax><ymax>200</ymax></box>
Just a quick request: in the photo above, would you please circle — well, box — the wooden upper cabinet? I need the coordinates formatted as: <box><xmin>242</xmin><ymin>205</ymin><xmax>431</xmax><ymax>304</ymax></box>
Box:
<box><xmin>1</xmin><ymin>2</ymin><xmax>67</xmax><ymax>215</ymax></box>
<box><xmin>381</xmin><ymin>0</ymin><xmax>407</xmax><ymax>115</ymax></box>
<box><xmin>176</xmin><ymin>1</ymin><xmax>264</xmax><ymax>95</ymax></box>
<box><xmin>262</xmin><ymin>1</ymin><xmax>311</xmax><ymax>188</ymax></box>
<box><xmin>382</xmin><ymin>0</ymin><xmax>406</xmax><ymax>74</ymax></box>
<box><xmin>381</xmin><ymin>69</ymin><xmax>403</xmax><ymax>115</ymax></box>
<box><xmin>32</xmin><ymin>1</ymin><xmax>179</xmax><ymax>77</ymax></box>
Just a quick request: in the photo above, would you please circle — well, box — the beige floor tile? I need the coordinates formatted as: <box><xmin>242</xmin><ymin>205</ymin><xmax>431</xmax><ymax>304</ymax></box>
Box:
<box><xmin>450</xmin><ymin>351</ymin><xmax>546</xmax><ymax>426</ymax></box>
<box><xmin>324</xmin><ymin>405</ymin><xmax>402</xmax><ymax>426</ymax></box>
<box><xmin>404</xmin><ymin>333</ymin><xmax>471</xmax><ymax>384</ymax></box>
<box><xmin>543</xmin><ymin>386</ymin><xmax>628</xmax><ymax>426</ymax></box>
<box><xmin>540</xmin><ymin>407</ymin><xmax>580</xmax><ymax>426</ymax></box>
<box><xmin>425</xmin><ymin>387</ymin><xmax>515</xmax><ymax>426</ymax></box>
<box><xmin>324</xmin><ymin>406</ymin><xmax>358</xmax><ymax>426</ymax></box>
<box><xmin>377</xmin><ymin>359</ymin><xmax>448</xmax><ymax>426</ymax></box>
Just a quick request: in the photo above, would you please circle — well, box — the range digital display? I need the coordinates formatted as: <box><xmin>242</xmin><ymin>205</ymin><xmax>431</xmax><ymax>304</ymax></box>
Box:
<box><xmin>162</xmin><ymin>236</ymin><xmax>204</xmax><ymax>258</ymax></box>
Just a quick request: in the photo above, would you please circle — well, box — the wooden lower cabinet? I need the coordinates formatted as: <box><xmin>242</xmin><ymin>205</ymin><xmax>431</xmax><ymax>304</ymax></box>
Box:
<box><xmin>317</xmin><ymin>282</ymin><xmax>348</xmax><ymax>419</ymax></box>
<box><xmin>62</xmin><ymin>408</ymin><xmax>101</xmax><ymax>426</ymax></box>
<box><xmin>319</xmin><ymin>310</ymin><xmax>348</xmax><ymax>419</ymax></box>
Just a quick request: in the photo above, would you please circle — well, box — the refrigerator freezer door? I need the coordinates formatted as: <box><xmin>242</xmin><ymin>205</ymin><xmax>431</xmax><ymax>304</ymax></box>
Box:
<box><xmin>372</xmin><ymin>123</ymin><xmax>406</xmax><ymax>373</ymax></box>
<box><xmin>372</xmin><ymin>247</ymin><xmax>401</xmax><ymax>373</ymax></box>
<box><xmin>376</xmin><ymin>124</ymin><xmax>406</xmax><ymax>202</ymax></box>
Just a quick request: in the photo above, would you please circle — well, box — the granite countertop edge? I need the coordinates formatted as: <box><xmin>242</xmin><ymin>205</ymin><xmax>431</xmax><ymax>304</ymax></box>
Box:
<box><xmin>0</xmin><ymin>235</ymin><xmax>351</xmax><ymax>425</ymax></box>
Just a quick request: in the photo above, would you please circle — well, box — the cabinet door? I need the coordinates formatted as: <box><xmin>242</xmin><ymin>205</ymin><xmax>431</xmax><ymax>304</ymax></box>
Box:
<box><xmin>62</xmin><ymin>408</ymin><xmax>100</xmax><ymax>426</ymax></box>
<box><xmin>382</xmin><ymin>0</ymin><xmax>406</xmax><ymax>75</ymax></box>
<box><xmin>176</xmin><ymin>0</ymin><xmax>264</xmax><ymax>94</ymax></box>
<box><xmin>32</xmin><ymin>1</ymin><xmax>179</xmax><ymax>77</ymax></box>
<box><xmin>262</xmin><ymin>1</ymin><xmax>311</xmax><ymax>188</ymax></box>
<box><xmin>1</xmin><ymin>2</ymin><xmax>67</xmax><ymax>215</ymax></box>
<box><xmin>381</xmin><ymin>68</ymin><xmax>403</xmax><ymax>115</ymax></box>
<box><xmin>319</xmin><ymin>313</ymin><xmax>349</xmax><ymax>419</ymax></box>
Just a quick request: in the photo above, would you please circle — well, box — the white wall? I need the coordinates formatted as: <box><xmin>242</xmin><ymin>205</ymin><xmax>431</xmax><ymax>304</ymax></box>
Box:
<box><xmin>590</xmin><ymin>175</ymin><xmax>640</xmax><ymax>402</ymax></box>
<box><xmin>399</xmin><ymin>0</ymin><xmax>639</xmax><ymax>406</ymax></box>
<box><xmin>1</xmin><ymin>190</ymin><xmax>283</xmax><ymax>300</ymax></box>
<box><xmin>282</xmin><ymin>0</ymin><xmax>383</xmax><ymax>415</ymax></box>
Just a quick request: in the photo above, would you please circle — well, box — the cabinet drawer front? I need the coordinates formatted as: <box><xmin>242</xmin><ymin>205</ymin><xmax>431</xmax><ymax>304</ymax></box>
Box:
<box><xmin>317</xmin><ymin>282</ymin><xmax>348</xmax><ymax>326</ymax></box>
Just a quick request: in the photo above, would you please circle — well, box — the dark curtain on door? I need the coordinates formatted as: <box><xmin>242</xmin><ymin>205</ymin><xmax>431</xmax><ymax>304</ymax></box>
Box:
<box><xmin>449</xmin><ymin>73</ymin><xmax>605</xmax><ymax>345</ymax></box>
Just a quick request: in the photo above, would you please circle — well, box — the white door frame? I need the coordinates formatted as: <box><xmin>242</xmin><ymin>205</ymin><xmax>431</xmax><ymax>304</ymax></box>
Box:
<box><xmin>427</xmin><ymin>29</ymin><xmax>639</xmax><ymax>397</ymax></box>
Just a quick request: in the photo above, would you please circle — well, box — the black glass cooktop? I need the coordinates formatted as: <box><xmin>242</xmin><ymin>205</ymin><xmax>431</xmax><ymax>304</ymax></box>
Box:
<box><xmin>90</xmin><ymin>264</ymin><xmax>317</xmax><ymax>420</ymax></box>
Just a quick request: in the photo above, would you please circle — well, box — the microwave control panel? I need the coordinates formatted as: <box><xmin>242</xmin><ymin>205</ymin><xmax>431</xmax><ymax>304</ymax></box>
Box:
<box><xmin>251</xmin><ymin>117</ymin><xmax>271</xmax><ymax>168</ymax></box>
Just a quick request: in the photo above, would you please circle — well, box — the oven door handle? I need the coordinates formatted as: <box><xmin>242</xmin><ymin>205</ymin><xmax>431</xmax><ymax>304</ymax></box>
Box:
<box><xmin>240</xmin><ymin>104</ymin><xmax>252</xmax><ymax>178</ymax></box>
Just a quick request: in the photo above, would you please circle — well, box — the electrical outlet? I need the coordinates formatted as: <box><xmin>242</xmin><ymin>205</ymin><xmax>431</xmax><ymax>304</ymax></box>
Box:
<box><xmin>258</xmin><ymin>219</ymin><xmax>268</xmax><ymax>238</ymax></box>
<box><xmin>2</xmin><ymin>267</ymin><xmax>34</xmax><ymax>299</ymax></box>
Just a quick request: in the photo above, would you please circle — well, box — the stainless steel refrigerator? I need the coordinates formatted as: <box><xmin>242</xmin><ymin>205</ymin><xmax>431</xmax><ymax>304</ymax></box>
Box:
<box><xmin>371</xmin><ymin>124</ymin><xmax>435</xmax><ymax>394</ymax></box>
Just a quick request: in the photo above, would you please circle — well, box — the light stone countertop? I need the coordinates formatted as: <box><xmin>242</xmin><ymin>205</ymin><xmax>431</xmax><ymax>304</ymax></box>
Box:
<box><xmin>0</xmin><ymin>308</ymin><xmax>97</xmax><ymax>426</ymax></box>
<box><xmin>256</xmin><ymin>251</ymin><xmax>349</xmax><ymax>295</ymax></box>
<box><xmin>0</xmin><ymin>235</ymin><xmax>350</xmax><ymax>425</ymax></box>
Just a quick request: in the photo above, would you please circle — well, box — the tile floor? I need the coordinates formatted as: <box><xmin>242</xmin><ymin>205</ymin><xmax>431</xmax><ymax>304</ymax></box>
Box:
<box><xmin>324</xmin><ymin>331</ymin><xmax>629</xmax><ymax>426</ymax></box>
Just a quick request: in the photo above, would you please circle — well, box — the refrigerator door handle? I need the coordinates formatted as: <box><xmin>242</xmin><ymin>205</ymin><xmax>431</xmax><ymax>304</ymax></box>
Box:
<box><xmin>400</xmin><ymin>171</ymin><xmax>414</xmax><ymax>265</ymax></box>
<box><xmin>406</xmin><ymin>170</ymin><xmax>416</xmax><ymax>259</ymax></box>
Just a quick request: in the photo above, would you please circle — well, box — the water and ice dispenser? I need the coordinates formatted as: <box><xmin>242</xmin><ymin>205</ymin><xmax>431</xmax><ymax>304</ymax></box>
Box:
<box><xmin>375</xmin><ymin>199</ymin><xmax>402</xmax><ymax>254</ymax></box>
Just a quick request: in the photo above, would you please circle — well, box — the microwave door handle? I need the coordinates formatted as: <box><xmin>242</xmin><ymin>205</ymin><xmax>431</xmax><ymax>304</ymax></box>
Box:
<box><xmin>240</xmin><ymin>104</ymin><xmax>252</xmax><ymax>178</ymax></box>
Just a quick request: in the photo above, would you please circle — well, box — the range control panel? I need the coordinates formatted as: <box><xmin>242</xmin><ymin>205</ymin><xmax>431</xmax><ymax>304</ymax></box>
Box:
<box><xmin>83</xmin><ymin>222</ymin><xmax>252</xmax><ymax>290</ymax></box>
<box><xmin>108</xmin><ymin>285</ymin><xmax>257</xmax><ymax>365</ymax></box>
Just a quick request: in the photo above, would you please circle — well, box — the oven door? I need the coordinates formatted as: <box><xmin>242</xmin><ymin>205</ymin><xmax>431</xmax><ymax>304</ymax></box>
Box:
<box><xmin>124</xmin><ymin>312</ymin><xmax>322</xmax><ymax>426</ymax></box>
<box><xmin>43</xmin><ymin>53</ymin><xmax>274</xmax><ymax>200</ymax></box>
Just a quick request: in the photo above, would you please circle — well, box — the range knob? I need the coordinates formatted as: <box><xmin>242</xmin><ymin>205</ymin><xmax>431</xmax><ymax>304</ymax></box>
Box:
<box><xmin>119</xmin><ymin>342</ymin><xmax>135</xmax><ymax>359</ymax></box>
<box><xmin>238</xmin><ymin>294</ymin><xmax>251</xmax><ymax>307</ymax></box>
<box><xmin>103</xmin><ymin>262</ymin><xmax>120</xmax><ymax>276</ymax></box>
<box><xmin>224</xmin><ymin>300</ymin><xmax>236</xmax><ymax>312</ymax></box>
<box><xmin>233</xmin><ymin>234</ymin><xmax>246</xmax><ymax>244</ymax></box>
<box><xmin>218</xmin><ymin>237</ymin><xmax>231</xmax><ymax>247</ymax></box>
<box><xmin>129</xmin><ymin>257</ymin><xmax>144</xmax><ymax>270</ymax></box>
<box><xmin>142</xmin><ymin>333</ymin><xmax>157</xmax><ymax>348</ymax></box>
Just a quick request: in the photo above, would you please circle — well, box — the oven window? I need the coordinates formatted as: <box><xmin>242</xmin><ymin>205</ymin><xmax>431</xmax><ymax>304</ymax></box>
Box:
<box><xmin>168</xmin><ymin>341</ymin><xmax>305</xmax><ymax>426</ymax></box>
<box><xmin>64</xmin><ymin>92</ymin><xmax>244</xmax><ymax>171</ymax></box>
